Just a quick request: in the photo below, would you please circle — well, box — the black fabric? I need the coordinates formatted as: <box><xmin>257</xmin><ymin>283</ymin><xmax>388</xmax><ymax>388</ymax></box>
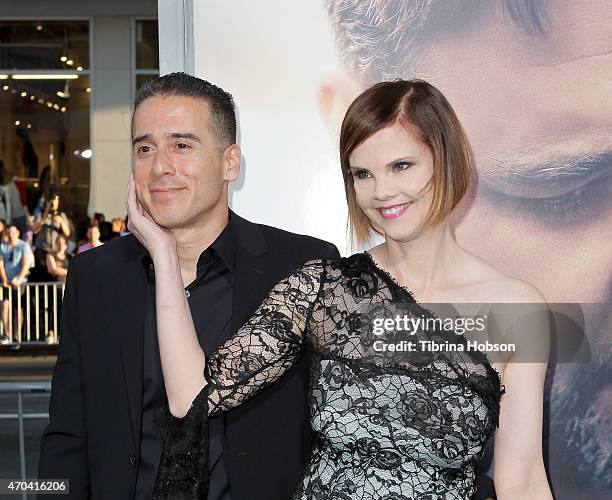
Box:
<box><xmin>134</xmin><ymin>279</ymin><xmax>163</xmax><ymax>500</ymax></box>
<box><xmin>154</xmin><ymin>254</ymin><xmax>504</xmax><ymax>499</ymax></box>
<box><xmin>476</xmin><ymin>473</ymin><xmax>496</xmax><ymax>499</ymax></box>
<box><xmin>38</xmin><ymin>210</ymin><xmax>340</xmax><ymax>500</ymax></box>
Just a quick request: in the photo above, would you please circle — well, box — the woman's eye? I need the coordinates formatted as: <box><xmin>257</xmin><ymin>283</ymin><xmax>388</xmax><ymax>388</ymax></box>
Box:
<box><xmin>393</xmin><ymin>161</ymin><xmax>413</xmax><ymax>172</ymax></box>
<box><xmin>352</xmin><ymin>170</ymin><xmax>371</xmax><ymax>180</ymax></box>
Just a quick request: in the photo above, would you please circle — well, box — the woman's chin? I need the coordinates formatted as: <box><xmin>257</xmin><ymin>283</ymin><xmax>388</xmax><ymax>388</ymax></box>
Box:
<box><xmin>380</xmin><ymin>225</ymin><xmax>422</xmax><ymax>244</ymax></box>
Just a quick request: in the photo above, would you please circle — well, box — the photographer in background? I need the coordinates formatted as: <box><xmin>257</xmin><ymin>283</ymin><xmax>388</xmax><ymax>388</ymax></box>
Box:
<box><xmin>30</xmin><ymin>187</ymin><xmax>71</xmax><ymax>282</ymax></box>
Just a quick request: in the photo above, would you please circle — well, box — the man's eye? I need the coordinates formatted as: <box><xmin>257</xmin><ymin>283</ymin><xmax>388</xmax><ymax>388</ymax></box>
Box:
<box><xmin>352</xmin><ymin>170</ymin><xmax>371</xmax><ymax>180</ymax></box>
<box><xmin>175</xmin><ymin>143</ymin><xmax>190</xmax><ymax>149</ymax></box>
<box><xmin>482</xmin><ymin>172</ymin><xmax>610</xmax><ymax>226</ymax></box>
<box><xmin>138</xmin><ymin>145</ymin><xmax>151</xmax><ymax>154</ymax></box>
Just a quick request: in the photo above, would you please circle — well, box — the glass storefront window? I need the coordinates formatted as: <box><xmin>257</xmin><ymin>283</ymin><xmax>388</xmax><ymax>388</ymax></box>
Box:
<box><xmin>135</xmin><ymin>19</ymin><xmax>158</xmax><ymax>70</ymax></box>
<box><xmin>0</xmin><ymin>21</ymin><xmax>89</xmax><ymax>70</ymax></box>
<box><xmin>0</xmin><ymin>20</ymin><xmax>90</xmax><ymax>218</ymax></box>
<box><xmin>134</xmin><ymin>19</ymin><xmax>158</xmax><ymax>92</ymax></box>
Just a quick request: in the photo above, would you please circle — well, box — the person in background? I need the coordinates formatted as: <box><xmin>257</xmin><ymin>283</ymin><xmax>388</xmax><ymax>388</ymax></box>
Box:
<box><xmin>45</xmin><ymin>233</ymin><xmax>71</xmax><ymax>344</ymax></box>
<box><xmin>74</xmin><ymin>214</ymin><xmax>92</xmax><ymax>248</ymax></box>
<box><xmin>0</xmin><ymin>225</ymin><xmax>34</xmax><ymax>344</ymax></box>
<box><xmin>112</xmin><ymin>217</ymin><xmax>126</xmax><ymax>236</ymax></box>
<box><xmin>92</xmin><ymin>212</ymin><xmax>105</xmax><ymax>227</ymax></box>
<box><xmin>64</xmin><ymin>217</ymin><xmax>77</xmax><ymax>255</ymax></box>
<box><xmin>77</xmin><ymin>224</ymin><xmax>103</xmax><ymax>254</ymax></box>
<box><xmin>31</xmin><ymin>190</ymin><xmax>71</xmax><ymax>280</ymax></box>
<box><xmin>119</xmin><ymin>214</ymin><xmax>131</xmax><ymax>237</ymax></box>
<box><xmin>0</xmin><ymin>160</ymin><xmax>28</xmax><ymax>236</ymax></box>
<box><xmin>0</xmin><ymin>219</ymin><xmax>7</xmax><ymax>243</ymax></box>
<box><xmin>98</xmin><ymin>220</ymin><xmax>115</xmax><ymax>242</ymax></box>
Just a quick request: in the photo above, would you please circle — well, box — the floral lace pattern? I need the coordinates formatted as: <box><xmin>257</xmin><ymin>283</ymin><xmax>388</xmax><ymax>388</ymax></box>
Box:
<box><xmin>154</xmin><ymin>253</ymin><xmax>504</xmax><ymax>499</ymax></box>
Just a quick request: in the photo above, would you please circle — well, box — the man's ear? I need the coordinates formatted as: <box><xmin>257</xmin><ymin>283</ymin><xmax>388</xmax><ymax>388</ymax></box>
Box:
<box><xmin>317</xmin><ymin>67</ymin><xmax>362</xmax><ymax>144</ymax></box>
<box><xmin>223</xmin><ymin>143</ymin><xmax>241</xmax><ymax>182</ymax></box>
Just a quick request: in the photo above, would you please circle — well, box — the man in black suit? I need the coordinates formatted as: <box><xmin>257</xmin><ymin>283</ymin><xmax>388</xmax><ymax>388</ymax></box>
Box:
<box><xmin>38</xmin><ymin>72</ymin><xmax>339</xmax><ymax>499</ymax></box>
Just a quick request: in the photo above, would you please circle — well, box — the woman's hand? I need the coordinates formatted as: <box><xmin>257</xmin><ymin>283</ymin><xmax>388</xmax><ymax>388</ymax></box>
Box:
<box><xmin>127</xmin><ymin>173</ymin><xmax>206</xmax><ymax>419</ymax></box>
<box><xmin>126</xmin><ymin>174</ymin><xmax>176</xmax><ymax>260</ymax></box>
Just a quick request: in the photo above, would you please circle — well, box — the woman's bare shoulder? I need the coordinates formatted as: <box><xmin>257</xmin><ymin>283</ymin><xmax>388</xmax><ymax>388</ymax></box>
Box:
<box><xmin>460</xmin><ymin>251</ymin><xmax>546</xmax><ymax>304</ymax></box>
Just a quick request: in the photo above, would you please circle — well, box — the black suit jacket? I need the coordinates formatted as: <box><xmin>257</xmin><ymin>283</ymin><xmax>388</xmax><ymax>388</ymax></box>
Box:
<box><xmin>38</xmin><ymin>212</ymin><xmax>339</xmax><ymax>500</ymax></box>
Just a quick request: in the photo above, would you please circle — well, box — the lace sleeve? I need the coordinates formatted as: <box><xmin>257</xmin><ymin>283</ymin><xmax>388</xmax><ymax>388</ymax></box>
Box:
<box><xmin>205</xmin><ymin>259</ymin><xmax>324</xmax><ymax>415</ymax></box>
<box><xmin>153</xmin><ymin>388</ymin><xmax>210</xmax><ymax>499</ymax></box>
<box><xmin>152</xmin><ymin>259</ymin><xmax>324</xmax><ymax>499</ymax></box>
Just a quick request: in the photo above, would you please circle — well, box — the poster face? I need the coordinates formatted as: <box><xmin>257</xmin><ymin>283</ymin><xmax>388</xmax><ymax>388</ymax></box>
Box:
<box><xmin>195</xmin><ymin>1</ymin><xmax>611</xmax><ymax>497</ymax></box>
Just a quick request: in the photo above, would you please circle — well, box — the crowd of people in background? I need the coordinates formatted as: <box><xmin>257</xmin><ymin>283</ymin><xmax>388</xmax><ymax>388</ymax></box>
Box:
<box><xmin>0</xmin><ymin>168</ymin><xmax>127</xmax><ymax>345</ymax></box>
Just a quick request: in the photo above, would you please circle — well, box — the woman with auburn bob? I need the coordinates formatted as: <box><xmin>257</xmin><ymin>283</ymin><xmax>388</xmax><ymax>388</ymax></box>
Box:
<box><xmin>128</xmin><ymin>80</ymin><xmax>552</xmax><ymax>499</ymax></box>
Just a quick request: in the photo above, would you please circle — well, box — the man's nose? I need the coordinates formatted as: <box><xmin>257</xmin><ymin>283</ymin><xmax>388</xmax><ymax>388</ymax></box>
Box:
<box><xmin>151</xmin><ymin>149</ymin><xmax>176</xmax><ymax>176</ymax></box>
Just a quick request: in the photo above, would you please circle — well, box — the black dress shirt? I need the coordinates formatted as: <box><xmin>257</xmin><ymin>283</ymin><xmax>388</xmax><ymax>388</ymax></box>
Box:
<box><xmin>135</xmin><ymin>215</ymin><xmax>236</xmax><ymax>500</ymax></box>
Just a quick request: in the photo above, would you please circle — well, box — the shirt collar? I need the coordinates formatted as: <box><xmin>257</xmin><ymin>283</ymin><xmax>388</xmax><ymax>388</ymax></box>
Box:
<box><xmin>198</xmin><ymin>210</ymin><xmax>236</xmax><ymax>273</ymax></box>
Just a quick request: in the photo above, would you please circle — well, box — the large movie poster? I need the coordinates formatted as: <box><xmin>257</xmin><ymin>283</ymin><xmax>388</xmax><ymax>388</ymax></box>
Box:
<box><xmin>194</xmin><ymin>1</ymin><xmax>611</xmax><ymax>498</ymax></box>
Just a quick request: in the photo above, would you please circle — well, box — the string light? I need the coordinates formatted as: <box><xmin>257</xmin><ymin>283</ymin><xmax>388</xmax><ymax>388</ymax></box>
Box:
<box><xmin>15</xmin><ymin>120</ymin><xmax>21</xmax><ymax>126</ymax></box>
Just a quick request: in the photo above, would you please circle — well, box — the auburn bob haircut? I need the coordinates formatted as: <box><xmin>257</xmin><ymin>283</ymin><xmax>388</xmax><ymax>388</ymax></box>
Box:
<box><xmin>340</xmin><ymin>79</ymin><xmax>473</xmax><ymax>246</ymax></box>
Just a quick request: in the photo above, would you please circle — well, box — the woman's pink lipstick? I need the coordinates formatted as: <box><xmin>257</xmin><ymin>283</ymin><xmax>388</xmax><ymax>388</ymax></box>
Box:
<box><xmin>378</xmin><ymin>203</ymin><xmax>410</xmax><ymax>220</ymax></box>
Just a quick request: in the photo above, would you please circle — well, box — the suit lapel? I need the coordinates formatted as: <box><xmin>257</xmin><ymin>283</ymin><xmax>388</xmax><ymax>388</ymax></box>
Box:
<box><xmin>232</xmin><ymin>248</ymin><xmax>273</xmax><ymax>333</ymax></box>
<box><xmin>230</xmin><ymin>213</ymin><xmax>272</xmax><ymax>333</ymax></box>
<box><xmin>113</xmin><ymin>236</ymin><xmax>147</xmax><ymax>452</ymax></box>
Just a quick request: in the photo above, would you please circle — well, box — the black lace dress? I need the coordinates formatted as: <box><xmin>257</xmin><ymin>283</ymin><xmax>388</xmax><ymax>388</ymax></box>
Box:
<box><xmin>153</xmin><ymin>253</ymin><xmax>504</xmax><ymax>499</ymax></box>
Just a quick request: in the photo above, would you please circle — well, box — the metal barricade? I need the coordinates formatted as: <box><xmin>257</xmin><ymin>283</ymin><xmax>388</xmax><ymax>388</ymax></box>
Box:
<box><xmin>0</xmin><ymin>381</ymin><xmax>51</xmax><ymax>500</ymax></box>
<box><xmin>0</xmin><ymin>283</ymin><xmax>65</xmax><ymax>345</ymax></box>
